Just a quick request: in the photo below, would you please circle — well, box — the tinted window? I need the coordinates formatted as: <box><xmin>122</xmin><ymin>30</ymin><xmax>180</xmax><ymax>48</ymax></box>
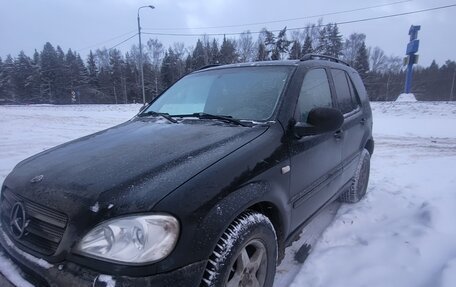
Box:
<box><xmin>346</xmin><ymin>73</ymin><xmax>361</xmax><ymax>107</ymax></box>
<box><xmin>297</xmin><ymin>69</ymin><xmax>333</xmax><ymax>122</ymax></box>
<box><xmin>146</xmin><ymin>67</ymin><xmax>292</xmax><ymax>121</ymax></box>
<box><xmin>331</xmin><ymin>69</ymin><xmax>356</xmax><ymax>114</ymax></box>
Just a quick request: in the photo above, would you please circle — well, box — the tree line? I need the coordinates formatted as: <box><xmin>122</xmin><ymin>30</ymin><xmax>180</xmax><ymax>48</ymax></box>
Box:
<box><xmin>0</xmin><ymin>22</ymin><xmax>455</xmax><ymax>104</ymax></box>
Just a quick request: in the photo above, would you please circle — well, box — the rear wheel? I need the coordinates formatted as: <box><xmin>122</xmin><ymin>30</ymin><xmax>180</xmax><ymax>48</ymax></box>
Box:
<box><xmin>201</xmin><ymin>211</ymin><xmax>277</xmax><ymax>287</ymax></box>
<box><xmin>339</xmin><ymin>149</ymin><xmax>371</xmax><ymax>203</ymax></box>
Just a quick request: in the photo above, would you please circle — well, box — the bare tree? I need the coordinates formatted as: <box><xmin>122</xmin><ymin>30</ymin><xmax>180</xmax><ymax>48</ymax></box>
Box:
<box><xmin>305</xmin><ymin>19</ymin><xmax>323</xmax><ymax>51</ymax></box>
<box><xmin>146</xmin><ymin>39</ymin><xmax>164</xmax><ymax>97</ymax></box>
<box><xmin>370</xmin><ymin>46</ymin><xmax>387</xmax><ymax>73</ymax></box>
<box><xmin>173</xmin><ymin>42</ymin><xmax>186</xmax><ymax>76</ymax></box>
<box><xmin>386</xmin><ymin>56</ymin><xmax>403</xmax><ymax>74</ymax></box>
<box><xmin>95</xmin><ymin>48</ymin><xmax>110</xmax><ymax>70</ymax></box>
<box><xmin>237</xmin><ymin>31</ymin><xmax>255</xmax><ymax>62</ymax></box>
<box><xmin>202</xmin><ymin>34</ymin><xmax>211</xmax><ymax>64</ymax></box>
<box><xmin>290</xmin><ymin>30</ymin><xmax>305</xmax><ymax>43</ymax></box>
<box><xmin>342</xmin><ymin>33</ymin><xmax>366</xmax><ymax>65</ymax></box>
<box><xmin>147</xmin><ymin>38</ymin><xmax>164</xmax><ymax>68</ymax></box>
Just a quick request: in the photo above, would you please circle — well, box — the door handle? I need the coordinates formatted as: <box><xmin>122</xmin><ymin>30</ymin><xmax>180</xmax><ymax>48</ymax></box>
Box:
<box><xmin>360</xmin><ymin>118</ymin><xmax>366</xmax><ymax>125</ymax></box>
<box><xmin>334</xmin><ymin>130</ymin><xmax>343</xmax><ymax>140</ymax></box>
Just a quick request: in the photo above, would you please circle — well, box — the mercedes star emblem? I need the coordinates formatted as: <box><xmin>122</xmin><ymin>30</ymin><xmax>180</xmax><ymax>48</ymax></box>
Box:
<box><xmin>10</xmin><ymin>202</ymin><xmax>27</xmax><ymax>239</ymax></box>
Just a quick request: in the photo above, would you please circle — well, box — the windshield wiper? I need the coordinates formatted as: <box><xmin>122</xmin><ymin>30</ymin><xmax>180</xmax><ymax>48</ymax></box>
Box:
<box><xmin>172</xmin><ymin>112</ymin><xmax>250</xmax><ymax>127</ymax></box>
<box><xmin>138</xmin><ymin>111</ymin><xmax>177</xmax><ymax>123</ymax></box>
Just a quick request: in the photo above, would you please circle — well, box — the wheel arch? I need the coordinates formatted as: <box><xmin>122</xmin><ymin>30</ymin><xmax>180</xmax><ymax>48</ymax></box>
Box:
<box><xmin>364</xmin><ymin>138</ymin><xmax>374</xmax><ymax>155</ymax></box>
<box><xmin>247</xmin><ymin>201</ymin><xmax>287</xmax><ymax>262</ymax></box>
<box><xmin>193</xmin><ymin>181</ymin><xmax>290</xmax><ymax>265</ymax></box>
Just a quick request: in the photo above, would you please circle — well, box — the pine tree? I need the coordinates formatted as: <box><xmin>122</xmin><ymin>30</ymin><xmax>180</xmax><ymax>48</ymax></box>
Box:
<box><xmin>354</xmin><ymin>42</ymin><xmax>370</xmax><ymax>79</ymax></box>
<box><xmin>219</xmin><ymin>36</ymin><xmax>238</xmax><ymax>64</ymax></box>
<box><xmin>40</xmin><ymin>42</ymin><xmax>59</xmax><ymax>103</ymax></box>
<box><xmin>315</xmin><ymin>25</ymin><xmax>330</xmax><ymax>55</ymax></box>
<box><xmin>29</xmin><ymin>50</ymin><xmax>42</xmax><ymax>103</ymax></box>
<box><xmin>65</xmin><ymin>49</ymin><xmax>88</xmax><ymax>103</ymax></box>
<box><xmin>125</xmin><ymin>52</ymin><xmax>140</xmax><ymax>103</ymax></box>
<box><xmin>256</xmin><ymin>42</ymin><xmax>268</xmax><ymax>61</ymax></box>
<box><xmin>210</xmin><ymin>39</ymin><xmax>220</xmax><ymax>64</ymax></box>
<box><xmin>87</xmin><ymin>51</ymin><xmax>98</xmax><ymax>87</ymax></box>
<box><xmin>185</xmin><ymin>54</ymin><xmax>193</xmax><ymax>74</ymax></box>
<box><xmin>0</xmin><ymin>55</ymin><xmax>16</xmax><ymax>102</ymax></box>
<box><xmin>301</xmin><ymin>34</ymin><xmax>313</xmax><ymax>55</ymax></box>
<box><xmin>289</xmin><ymin>41</ymin><xmax>302</xmax><ymax>60</ymax></box>
<box><xmin>161</xmin><ymin>48</ymin><xmax>180</xmax><ymax>88</ymax></box>
<box><xmin>327</xmin><ymin>24</ymin><xmax>343</xmax><ymax>58</ymax></box>
<box><xmin>262</xmin><ymin>29</ymin><xmax>275</xmax><ymax>57</ymax></box>
<box><xmin>75</xmin><ymin>54</ymin><xmax>88</xmax><ymax>102</ymax></box>
<box><xmin>203</xmin><ymin>38</ymin><xmax>211</xmax><ymax>65</ymax></box>
<box><xmin>55</xmin><ymin>46</ymin><xmax>67</xmax><ymax>103</ymax></box>
<box><xmin>272</xmin><ymin>27</ymin><xmax>290</xmax><ymax>60</ymax></box>
<box><xmin>109</xmin><ymin>49</ymin><xmax>124</xmax><ymax>104</ymax></box>
<box><xmin>14</xmin><ymin>51</ymin><xmax>35</xmax><ymax>103</ymax></box>
<box><xmin>65</xmin><ymin>49</ymin><xmax>78</xmax><ymax>102</ymax></box>
<box><xmin>429</xmin><ymin>60</ymin><xmax>439</xmax><ymax>72</ymax></box>
<box><xmin>192</xmin><ymin>39</ymin><xmax>206</xmax><ymax>70</ymax></box>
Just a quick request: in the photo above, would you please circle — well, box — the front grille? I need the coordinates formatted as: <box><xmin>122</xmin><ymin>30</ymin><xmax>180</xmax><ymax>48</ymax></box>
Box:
<box><xmin>1</xmin><ymin>188</ymin><xmax>68</xmax><ymax>255</ymax></box>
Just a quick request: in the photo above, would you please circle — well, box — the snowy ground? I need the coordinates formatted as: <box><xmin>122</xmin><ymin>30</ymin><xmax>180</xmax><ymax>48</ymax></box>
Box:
<box><xmin>1</xmin><ymin>102</ymin><xmax>456</xmax><ymax>286</ymax></box>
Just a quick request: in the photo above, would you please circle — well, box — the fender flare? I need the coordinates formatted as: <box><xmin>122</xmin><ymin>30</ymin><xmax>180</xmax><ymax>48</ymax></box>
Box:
<box><xmin>193</xmin><ymin>181</ymin><xmax>290</xmax><ymax>260</ymax></box>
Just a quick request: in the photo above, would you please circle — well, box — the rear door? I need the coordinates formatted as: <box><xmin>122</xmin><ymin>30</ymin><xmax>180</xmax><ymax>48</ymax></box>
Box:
<box><xmin>330</xmin><ymin>69</ymin><xmax>365</xmax><ymax>185</ymax></box>
<box><xmin>289</xmin><ymin>67</ymin><xmax>343</xmax><ymax>230</ymax></box>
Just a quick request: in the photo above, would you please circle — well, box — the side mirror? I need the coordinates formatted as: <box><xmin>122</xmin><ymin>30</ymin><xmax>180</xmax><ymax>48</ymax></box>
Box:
<box><xmin>139</xmin><ymin>104</ymin><xmax>148</xmax><ymax>113</ymax></box>
<box><xmin>294</xmin><ymin>107</ymin><xmax>344</xmax><ymax>137</ymax></box>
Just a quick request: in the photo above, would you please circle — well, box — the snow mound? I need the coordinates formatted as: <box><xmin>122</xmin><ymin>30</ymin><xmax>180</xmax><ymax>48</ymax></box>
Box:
<box><xmin>396</xmin><ymin>93</ymin><xmax>417</xmax><ymax>102</ymax></box>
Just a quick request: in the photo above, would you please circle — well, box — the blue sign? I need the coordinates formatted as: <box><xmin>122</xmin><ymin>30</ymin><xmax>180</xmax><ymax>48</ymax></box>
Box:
<box><xmin>409</xmin><ymin>25</ymin><xmax>421</xmax><ymax>41</ymax></box>
<box><xmin>406</xmin><ymin>39</ymin><xmax>420</xmax><ymax>55</ymax></box>
<box><xmin>404</xmin><ymin>25</ymin><xmax>421</xmax><ymax>94</ymax></box>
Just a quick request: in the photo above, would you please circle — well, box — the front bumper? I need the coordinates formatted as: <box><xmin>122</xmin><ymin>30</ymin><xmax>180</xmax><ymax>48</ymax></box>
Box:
<box><xmin>0</xmin><ymin>230</ymin><xmax>206</xmax><ymax>287</ymax></box>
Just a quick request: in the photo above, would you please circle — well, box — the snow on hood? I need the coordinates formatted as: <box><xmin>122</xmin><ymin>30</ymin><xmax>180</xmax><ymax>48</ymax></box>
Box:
<box><xmin>4</xmin><ymin>118</ymin><xmax>267</xmax><ymax>217</ymax></box>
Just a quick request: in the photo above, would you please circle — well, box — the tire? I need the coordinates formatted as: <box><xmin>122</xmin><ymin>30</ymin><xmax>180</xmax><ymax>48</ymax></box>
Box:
<box><xmin>201</xmin><ymin>211</ymin><xmax>277</xmax><ymax>287</ymax></box>
<box><xmin>339</xmin><ymin>149</ymin><xmax>371</xmax><ymax>203</ymax></box>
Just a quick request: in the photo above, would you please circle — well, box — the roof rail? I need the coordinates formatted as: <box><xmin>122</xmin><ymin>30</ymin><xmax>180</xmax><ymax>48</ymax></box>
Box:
<box><xmin>300</xmin><ymin>54</ymin><xmax>350</xmax><ymax>66</ymax></box>
<box><xmin>199</xmin><ymin>64</ymin><xmax>220</xmax><ymax>70</ymax></box>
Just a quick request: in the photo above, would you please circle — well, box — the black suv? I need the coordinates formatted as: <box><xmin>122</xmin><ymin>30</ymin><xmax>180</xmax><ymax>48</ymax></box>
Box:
<box><xmin>0</xmin><ymin>55</ymin><xmax>373</xmax><ymax>287</ymax></box>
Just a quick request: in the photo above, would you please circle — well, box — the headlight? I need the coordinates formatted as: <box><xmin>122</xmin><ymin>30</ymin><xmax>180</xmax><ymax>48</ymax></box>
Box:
<box><xmin>76</xmin><ymin>214</ymin><xmax>179</xmax><ymax>264</ymax></box>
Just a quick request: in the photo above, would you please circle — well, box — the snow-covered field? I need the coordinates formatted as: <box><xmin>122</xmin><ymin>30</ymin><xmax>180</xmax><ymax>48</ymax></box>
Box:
<box><xmin>1</xmin><ymin>102</ymin><xmax>456</xmax><ymax>286</ymax></box>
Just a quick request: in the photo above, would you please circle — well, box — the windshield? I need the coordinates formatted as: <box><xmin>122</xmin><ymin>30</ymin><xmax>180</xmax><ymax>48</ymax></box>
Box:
<box><xmin>144</xmin><ymin>66</ymin><xmax>293</xmax><ymax>121</ymax></box>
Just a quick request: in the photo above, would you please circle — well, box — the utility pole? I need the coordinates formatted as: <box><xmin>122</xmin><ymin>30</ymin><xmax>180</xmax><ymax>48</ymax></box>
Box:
<box><xmin>137</xmin><ymin>5</ymin><xmax>155</xmax><ymax>105</ymax></box>
<box><xmin>404</xmin><ymin>25</ymin><xmax>421</xmax><ymax>94</ymax></box>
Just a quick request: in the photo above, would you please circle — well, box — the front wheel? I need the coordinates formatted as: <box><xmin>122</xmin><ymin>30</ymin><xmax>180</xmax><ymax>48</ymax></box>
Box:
<box><xmin>201</xmin><ymin>211</ymin><xmax>277</xmax><ymax>287</ymax></box>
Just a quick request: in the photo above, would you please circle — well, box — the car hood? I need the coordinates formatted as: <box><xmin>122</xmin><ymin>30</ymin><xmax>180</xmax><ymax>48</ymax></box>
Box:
<box><xmin>4</xmin><ymin>118</ymin><xmax>268</xmax><ymax>218</ymax></box>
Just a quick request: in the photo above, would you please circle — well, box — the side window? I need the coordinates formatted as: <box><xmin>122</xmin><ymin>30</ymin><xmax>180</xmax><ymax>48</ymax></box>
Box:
<box><xmin>297</xmin><ymin>69</ymin><xmax>332</xmax><ymax>122</ymax></box>
<box><xmin>345</xmin><ymin>73</ymin><xmax>361</xmax><ymax>107</ymax></box>
<box><xmin>331</xmin><ymin>69</ymin><xmax>356</xmax><ymax>114</ymax></box>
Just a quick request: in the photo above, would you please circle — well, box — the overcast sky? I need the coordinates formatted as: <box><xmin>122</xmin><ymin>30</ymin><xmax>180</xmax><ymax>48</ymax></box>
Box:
<box><xmin>1</xmin><ymin>0</ymin><xmax>455</xmax><ymax>66</ymax></box>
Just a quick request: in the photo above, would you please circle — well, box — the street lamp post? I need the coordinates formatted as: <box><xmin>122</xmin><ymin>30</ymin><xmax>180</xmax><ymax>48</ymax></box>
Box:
<box><xmin>137</xmin><ymin>5</ymin><xmax>155</xmax><ymax>105</ymax></box>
